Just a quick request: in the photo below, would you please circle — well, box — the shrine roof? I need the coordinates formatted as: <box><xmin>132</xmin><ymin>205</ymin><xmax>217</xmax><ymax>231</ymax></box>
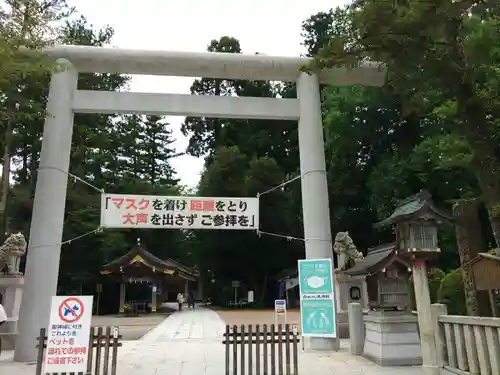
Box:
<box><xmin>344</xmin><ymin>243</ymin><xmax>397</xmax><ymax>276</ymax></box>
<box><xmin>163</xmin><ymin>257</ymin><xmax>200</xmax><ymax>278</ymax></box>
<box><xmin>374</xmin><ymin>190</ymin><xmax>453</xmax><ymax>228</ymax></box>
<box><xmin>276</xmin><ymin>267</ymin><xmax>297</xmax><ymax>281</ymax></box>
<box><xmin>467</xmin><ymin>252</ymin><xmax>500</xmax><ymax>266</ymax></box>
<box><xmin>101</xmin><ymin>246</ymin><xmax>198</xmax><ymax>280</ymax></box>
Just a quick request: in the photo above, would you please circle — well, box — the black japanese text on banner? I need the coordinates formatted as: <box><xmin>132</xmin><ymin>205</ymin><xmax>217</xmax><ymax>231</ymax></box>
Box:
<box><xmin>100</xmin><ymin>194</ymin><xmax>259</xmax><ymax>230</ymax></box>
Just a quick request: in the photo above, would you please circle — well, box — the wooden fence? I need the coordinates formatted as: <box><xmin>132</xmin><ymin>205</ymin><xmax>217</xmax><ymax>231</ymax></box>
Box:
<box><xmin>432</xmin><ymin>304</ymin><xmax>500</xmax><ymax>375</ymax></box>
<box><xmin>223</xmin><ymin>324</ymin><xmax>300</xmax><ymax>375</ymax></box>
<box><xmin>35</xmin><ymin>326</ymin><xmax>122</xmax><ymax>375</ymax></box>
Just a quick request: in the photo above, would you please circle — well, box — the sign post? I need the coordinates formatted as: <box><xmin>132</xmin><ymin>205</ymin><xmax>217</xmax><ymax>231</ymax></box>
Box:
<box><xmin>231</xmin><ymin>281</ymin><xmax>240</xmax><ymax>305</ymax></box>
<box><xmin>274</xmin><ymin>299</ymin><xmax>287</xmax><ymax>327</ymax></box>
<box><xmin>298</xmin><ymin>259</ymin><xmax>338</xmax><ymax>346</ymax></box>
<box><xmin>96</xmin><ymin>284</ymin><xmax>102</xmax><ymax>315</ymax></box>
<box><xmin>43</xmin><ymin>295</ymin><xmax>94</xmax><ymax>374</ymax></box>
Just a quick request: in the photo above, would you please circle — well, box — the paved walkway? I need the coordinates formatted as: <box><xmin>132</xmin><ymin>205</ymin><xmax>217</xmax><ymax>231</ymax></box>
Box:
<box><xmin>119</xmin><ymin>307</ymin><xmax>225</xmax><ymax>375</ymax></box>
<box><xmin>1</xmin><ymin>307</ymin><xmax>423</xmax><ymax>374</ymax></box>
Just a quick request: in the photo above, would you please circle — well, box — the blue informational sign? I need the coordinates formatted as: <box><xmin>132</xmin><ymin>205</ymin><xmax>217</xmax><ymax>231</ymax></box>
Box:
<box><xmin>298</xmin><ymin>258</ymin><xmax>337</xmax><ymax>338</ymax></box>
<box><xmin>274</xmin><ymin>299</ymin><xmax>286</xmax><ymax>315</ymax></box>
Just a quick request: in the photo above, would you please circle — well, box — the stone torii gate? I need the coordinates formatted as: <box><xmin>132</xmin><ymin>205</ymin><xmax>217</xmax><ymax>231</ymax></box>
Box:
<box><xmin>14</xmin><ymin>46</ymin><xmax>385</xmax><ymax>361</ymax></box>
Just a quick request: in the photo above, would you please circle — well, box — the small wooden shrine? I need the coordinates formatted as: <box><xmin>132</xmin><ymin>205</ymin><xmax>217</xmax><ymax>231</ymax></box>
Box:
<box><xmin>342</xmin><ymin>190</ymin><xmax>453</xmax><ymax>310</ymax></box>
<box><xmin>344</xmin><ymin>243</ymin><xmax>411</xmax><ymax>310</ymax></box>
<box><xmin>101</xmin><ymin>241</ymin><xmax>199</xmax><ymax>314</ymax></box>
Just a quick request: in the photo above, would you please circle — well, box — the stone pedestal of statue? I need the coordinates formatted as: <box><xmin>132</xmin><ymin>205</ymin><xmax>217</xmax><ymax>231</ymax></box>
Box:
<box><xmin>334</xmin><ymin>271</ymin><xmax>369</xmax><ymax>338</ymax></box>
<box><xmin>0</xmin><ymin>275</ymin><xmax>24</xmax><ymax>350</ymax></box>
<box><xmin>333</xmin><ymin>231</ymin><xmax>367</xmax><ymax>338</ymax></box>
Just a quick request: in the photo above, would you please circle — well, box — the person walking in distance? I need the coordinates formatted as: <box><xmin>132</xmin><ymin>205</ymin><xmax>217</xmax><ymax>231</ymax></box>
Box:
<box><xmin>187</xmin><ymin>292</ymin><xmax>195</xmax><ymax>309</ymax></box>
<box><xmin>0</xmin><ymin>294</ymin><xmax>7</xmax><ymax>355</ymax></box>
<box><xmin>176</xmin><ymin>292</ymin><xmax>184</xmax><ymax>311</ymax></box>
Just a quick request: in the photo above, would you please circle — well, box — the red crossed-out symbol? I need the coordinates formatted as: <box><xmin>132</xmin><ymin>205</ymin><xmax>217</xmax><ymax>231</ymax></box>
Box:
<box><xmin>58</xmin><ymin>297</ymin><xmax>85</xmax><ymax>323</ymax></box>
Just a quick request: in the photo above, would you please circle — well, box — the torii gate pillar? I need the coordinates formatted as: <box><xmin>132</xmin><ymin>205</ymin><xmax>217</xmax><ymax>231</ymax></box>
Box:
<box><xmin>297</xmin><ymin>72</ymin><xmax>337</xmax><ymax>350</ymax></box>
<box><xmin>15</xmin><ymin>59</ymin><xmax>77</xmax><ymax>362</ymax></box>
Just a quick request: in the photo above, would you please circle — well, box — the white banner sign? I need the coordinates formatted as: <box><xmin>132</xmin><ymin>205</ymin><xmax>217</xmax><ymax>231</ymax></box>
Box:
<box><xmin>43</xmin><ymin>295</ymin><xmax>93</xmax><ymax>374</ymax></box>
<box><xmin>100</xmin><ymin>194</ymin><xmax>259</xmax><ymax>230</ymax></box>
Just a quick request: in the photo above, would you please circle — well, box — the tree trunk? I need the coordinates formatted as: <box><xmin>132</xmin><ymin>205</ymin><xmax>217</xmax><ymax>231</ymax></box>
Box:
<box><xmin>0</xmin><ymin>119</ymin><xmax>13</xmax><ymax>242</ymax></box>
<box><xmin>453</xmin><ymin>199</ymin><xmax>492</xmax><ymax>316</ymax></box>
<box><xmin>258</xmin><ymin>274</ymin><xmax>268</xmax><ymax>305</ymax></box>
<box><xmin>458</xmin><ymin>83</ymin><xmax>500</xmax><ymax>247</ymax></box>
<box><xmin>29</xmin><ymin>149</ymin><xmax>39</xmax><ymax>191</ymax></box>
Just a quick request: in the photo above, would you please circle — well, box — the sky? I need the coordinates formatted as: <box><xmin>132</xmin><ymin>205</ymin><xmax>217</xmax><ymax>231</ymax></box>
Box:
<box><xmin>69</xmin><ymin>0</ymin><xmax>349</xmax><ymax>188</ymax></box>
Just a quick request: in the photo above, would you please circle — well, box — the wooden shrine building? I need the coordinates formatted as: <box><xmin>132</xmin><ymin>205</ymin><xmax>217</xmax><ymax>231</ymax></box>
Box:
<box><xmin>101</xmin><ymin>243</ymin><xmax>199</xmax><ymax>314</ymax></box>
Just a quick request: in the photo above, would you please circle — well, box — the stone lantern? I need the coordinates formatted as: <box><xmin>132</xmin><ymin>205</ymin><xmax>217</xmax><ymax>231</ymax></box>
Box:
<box><xmin>375</xmin><ymin>190</ymin><xmax>452</xmax><ymax>262</ymax></box>
<box><xmin>374</xmin><ymin>190</ymin><xmax>453</xmax><ymax>375</ymax></box>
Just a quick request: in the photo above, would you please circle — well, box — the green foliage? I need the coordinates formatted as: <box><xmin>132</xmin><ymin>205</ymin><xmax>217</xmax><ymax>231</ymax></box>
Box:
<box><xmin>1</xmin><ymin>14</ymin><xmax>187</xmax><ymax>300</ymax></box>
<box><xmin>412</xmin><ymin>134</ymin><xmax>473</xmax><ymax>171</ymax></box>
<box><xmin>438</xmin><ymin>269</ymin><xmax>467</xmax><ymax>315</ymax></box>
<box><xmin>196</xmin><ymin>145</ymin><xmax>301</xmax><ymax>305</ymax></box>
<box><xmin>179</xmin><ymin>37</ymin><xmax>306</xmax><ymax>305</ymax></box>
<box><xmin>0</xmin><ymin>1</ymin><xmax>76</xmax><ymax>116</ymax></box>
<box><xmin>306</xmin><ymin>0</ymin><xmax>500</xmax><ymax>246</ymax></box>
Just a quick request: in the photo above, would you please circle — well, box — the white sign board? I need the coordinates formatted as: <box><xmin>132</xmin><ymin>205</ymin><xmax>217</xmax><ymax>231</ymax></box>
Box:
<box><xmin>231</xmin><ymin>280</ymin><xmax>241</xmax><ymax>288</ymax></box>
<box><xmin>100</xmin><ymin>194</ymin><xmax>259</xmax><ymax>230</ymax></box>
<box><xmin>275</xmin><ymin>299</ymin><xmax>286</xmax><ymax>315</ymax></box>
<box><xmin>43</xmin><ymin>295</ymin><xmax>93</xmax><ymax>374</ymax></box>
<box><xmin>248</xmin><ymin>290</ymin><xmax>254</xmax><ymax>303</ymax></box>
<box><xmin>274</xmin><ymin>299</ymin><xmax>287</xmax><ymax>326</ymax></box>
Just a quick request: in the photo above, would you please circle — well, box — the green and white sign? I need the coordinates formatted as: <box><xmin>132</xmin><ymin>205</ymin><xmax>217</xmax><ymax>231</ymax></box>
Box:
<box><xmin>298</xmin><ymin>258</ymin><xmax>337</xmax><ymax>338</ymax></box>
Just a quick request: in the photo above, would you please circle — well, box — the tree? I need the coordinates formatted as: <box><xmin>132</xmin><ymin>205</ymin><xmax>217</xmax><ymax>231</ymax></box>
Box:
<box><xmin>6</xmin><ymin>17</ymin><xmax>179</xmax><ymax>295</ymax></box>
<box><xmin>438</xmin><ymin>269</ymin><xmax>467</xmax><ymax>315</ymax></box>
<box><xmin>181</xmin><ymin>37</ymin><xmax>242</xmax><ymax>158</ymax></box>
<box><xmin>0</xmin><ymin>0</ymin><xmax>75</xmax><ymax>241</ymax></box>
<box><xmin>196</xmin><ymin>145</ymin><xmax>300</xmax><ymax>305</ymax></box>
<box><xmin>0</xmin><ymin>0</ymin><xmax>75</xmax><ymax>95</ymax></box>
<box><xmin>137</xmin><ymin>115</ymin><xmax>180</xmax><ymax>186</ymax></box>
<box><xmin>306</xmin><ymin>1</ymin><xmax>500</xmax><ymax>245</ymax></box>
<box><xmin>181</xmin><ymin>36</ymin><xmax>300</xmax><ymax>176</ymax></box>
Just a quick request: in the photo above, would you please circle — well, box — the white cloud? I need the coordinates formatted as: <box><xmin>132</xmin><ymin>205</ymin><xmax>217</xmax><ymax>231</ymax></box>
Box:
<box><xmin>68</xmin><ymin>0</ymin><xmax>349</xmax><ymax>188</ymax></box>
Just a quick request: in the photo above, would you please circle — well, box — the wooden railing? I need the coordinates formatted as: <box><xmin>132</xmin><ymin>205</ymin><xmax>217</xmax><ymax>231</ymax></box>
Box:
<box><xmin>432</xmin><ymin>304</ymin><xmax>500</xmax><ymax>375</ymax></box>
